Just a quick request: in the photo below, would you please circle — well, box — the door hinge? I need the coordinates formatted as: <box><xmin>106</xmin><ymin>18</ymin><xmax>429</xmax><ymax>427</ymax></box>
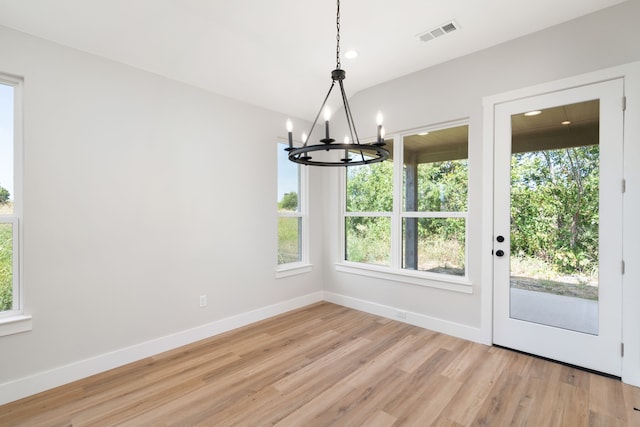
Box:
<box><xmin>622</xmin><ymin>179</ymin><xmax>626</xmax><ymax>193</ymax></box>
<box><xmin>623</xmin><ymin>96</ymin><xmax>627</xmax><ymax>111</ymax></box>
<box><xmin>622</xmin><ymin>260</ymin><xmax>626</xmax><ymax>274</ymax></box>
<box><xmin>622</xmin><ymin>342</ymin><xmax>625</xmax><ymax>357</ymax></box>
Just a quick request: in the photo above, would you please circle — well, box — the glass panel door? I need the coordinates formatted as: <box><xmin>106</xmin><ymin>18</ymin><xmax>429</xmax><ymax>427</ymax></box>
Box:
<box><xmin>493</xmin><ymin>79</ymin><xmax>623</xmax><ymax>376</ymax></box>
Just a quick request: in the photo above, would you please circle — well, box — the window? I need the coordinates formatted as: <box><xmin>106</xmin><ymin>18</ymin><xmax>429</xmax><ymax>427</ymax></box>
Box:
<box><xmin>402</xmin><ymin>125</ymin><xmax>468</xmax><ymax>276</ymax></box>
<box><xmin>345</xmin><ymin>140</ymin><xmax>394</xmax><ymax>266</ymax></box>
<box><xmin>342</xmin><ymin>121</ymin><xmax>469</xmax><ymax>287</ymax></box>
<box><xmin>1</xmin><ymin>74</ymin><xmax>25</xmax><ymax>327</ymax></box>
<box><xmin>277</xmin><ymin>142</ymin><xmax>309</xmax><ymax>275</ymax></box>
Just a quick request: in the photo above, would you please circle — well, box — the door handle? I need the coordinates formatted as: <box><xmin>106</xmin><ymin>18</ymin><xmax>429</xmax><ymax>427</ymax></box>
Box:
<box><xmin>495</xmin><ymin>249</ymin><xmax>505</xmax><ymax>257</ymax></box>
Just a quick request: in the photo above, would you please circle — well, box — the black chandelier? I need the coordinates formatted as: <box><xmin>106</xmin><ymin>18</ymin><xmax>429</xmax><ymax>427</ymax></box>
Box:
<box><xmin>285</xmin><ymin>0</ymin><xmax>390</xmax><ymax>167</ymax></box>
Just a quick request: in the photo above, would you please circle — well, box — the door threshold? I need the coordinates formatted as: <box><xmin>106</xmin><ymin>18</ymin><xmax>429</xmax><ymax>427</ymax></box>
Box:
<box><xmin>492</xmin><ymin>344</ymin><xmax>621</xmax><ymax>381</ymax></box>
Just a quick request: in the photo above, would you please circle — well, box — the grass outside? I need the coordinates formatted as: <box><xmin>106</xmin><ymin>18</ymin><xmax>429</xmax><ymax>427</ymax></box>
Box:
<box><xmin>278</xmin><ymin>216</ymin><xmax>300</xmax><ymax>264</ymax></box>
<box><xmin>510</xmin><ymin>255</ymin><xmax>598</xmax><ymax>300</ymax></box>
<box><xmin>0</xmin><ymin>202</ymin><xmax>12</xmax><ymax>215</ymax></box>
<box><xmin>0</xmin><ymin>222</ymin><xmax>13</xmax><ymax>311</ymax></box>
<box><xmin>416</xmin><ymin>238</ymin><xmax>465</xmax><ymax>275</ymax></box>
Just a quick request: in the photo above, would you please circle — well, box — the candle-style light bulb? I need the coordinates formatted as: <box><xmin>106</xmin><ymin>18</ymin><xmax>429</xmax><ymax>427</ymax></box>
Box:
<box><xmin>302</xmin><ymin>132</ymin><xmax>308</xmax><ymax>144</ymax></box>
<box><xmin>287</xmin><ymin>119</ymin><xmax>293</xmax><ymax>148</ymax></box>
<box><xmin>286</xmin><ymin>119</ymin><xmax>293</xmax><ymax>148</ymax></box>
<box><xmin>343</xmin><ymin>136</ymin><xmax>350</xmax><ymax>163</ymax></box>
<box><xmin>324</xmin><ymin>107</ymin><xmax>331</xmax><ymax>141</ymax></box>
<box><xmin>324</xmin><ymin>107</ymin><xmax>332</xmax><ymax>121</ymax></box>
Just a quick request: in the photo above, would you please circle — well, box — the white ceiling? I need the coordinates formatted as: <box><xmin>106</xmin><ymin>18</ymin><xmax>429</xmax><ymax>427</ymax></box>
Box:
<box><xmin>0</xmin><ymin>0</ymin><xmax>628</xmax><ymax>120</ymax></box>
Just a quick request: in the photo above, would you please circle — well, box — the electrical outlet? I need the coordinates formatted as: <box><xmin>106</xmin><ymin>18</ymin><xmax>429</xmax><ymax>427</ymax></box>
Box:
<box><xmin>396</xmin><ymin>310</ymin><xmax>408</xmax><ymax>320</ymax></box>
<box><xmin>199</xmin><ymin>295</ymin><xmax>207</xmax><ymax>307</ymax></box>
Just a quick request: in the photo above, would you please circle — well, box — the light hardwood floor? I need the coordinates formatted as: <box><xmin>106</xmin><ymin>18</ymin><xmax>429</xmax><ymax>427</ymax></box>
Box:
<box><xmin>1</xmin><ymin>302</ymin><xmax>640</xmax><ymax>426</ymax></box>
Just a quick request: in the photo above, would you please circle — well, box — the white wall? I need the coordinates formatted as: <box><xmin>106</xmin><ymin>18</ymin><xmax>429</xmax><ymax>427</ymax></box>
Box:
<box><xmin>323</xmin><ymin>0</ymin><xmax>640</xmax><ymax>344</ymax></box>
<box><xmin>0</xmin><ymin>25</ymin><xmax>323</xmax><ymax>402</ymax></box>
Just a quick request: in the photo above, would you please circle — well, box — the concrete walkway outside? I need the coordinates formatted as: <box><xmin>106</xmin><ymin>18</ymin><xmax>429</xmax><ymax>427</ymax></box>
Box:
<box><xmin>510</xmin><ymin>287</ymin><xmax>598</xmax><ymax>335</ymax></box>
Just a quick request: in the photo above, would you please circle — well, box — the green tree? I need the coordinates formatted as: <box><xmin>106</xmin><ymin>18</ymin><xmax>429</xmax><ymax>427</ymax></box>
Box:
<box><xmin>346</xmin><ymin>161</ymin><xmax>394</xmax><ymax>212</ymax></box>
<box><xmin>278</xmin><ymin>192</ymin><xmax>298</xmax><ymax>211</ymax></box>
<box><xmin>345</xmin><ymin>161</ymin><xmax>394</xmax><ymax>264</ymax></box>
<box><xmin>510</xmin><ymin>145</ymin><xmax>599</xmax><ymax>275</ymax></box>
<box><xmin>415</xmin><ymin>159</ymin><xmax>468</xmax><ymax>241</ymax></box>
<box><xmin>0</xmin><ymin>186</ymin><xmax>9</xmax><ymax>205</ymax></box>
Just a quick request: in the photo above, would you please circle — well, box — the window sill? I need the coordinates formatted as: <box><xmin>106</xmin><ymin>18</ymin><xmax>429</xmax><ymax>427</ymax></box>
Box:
<box><xmin>275</xmin><ymin>263</ymin><xmax>313</xmax><ymax>278</ymax></box>
<box><xmin>0</xmin><ymin>314</ymin><xmax>33</xmax><ymax>337</ymax></box>
<box><xmin>335</xmin><ymin>262</ymin><xmax>473</xmax><ymax>294</ymax></box>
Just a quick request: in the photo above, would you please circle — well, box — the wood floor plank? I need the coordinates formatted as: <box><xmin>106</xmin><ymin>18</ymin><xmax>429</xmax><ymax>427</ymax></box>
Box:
<box><xmin>555</xmin><ymin>382</ymin><xmax>590</xmax><ymax>426</ymax></box>
<box><xmin>622</xmin><ymin>383</ymin><xmax>640</xmax><ymax>425</ymax></box>
<box><xmin>436</xmin><ymin>344</ymin><xmax>514</xmax><ymax>425</ymax></box>
<box><xmin>397</xmin><ymin>332</ymin><xmax>455</xmax><ymax>373</ymax></box>
<box><xmin>381</xmin><ymin>348</ymin><xmax>458</xmax><ymax>418</ymax></box>
<box><xmin>1</xmin><ymin>302</ymin><xmax>639</xmax><ymax>427</ymax></box>
<box><xmin>470</xmin><ymin>370</ymin><xmax>529</xmax><ymax>426</ymax></box>
<box><xmin>400</xmin><ymin>374</ymin><xmax>464</xmax><ymax>426</ymax></box>
<box><xmin>362</xmin><ymin>410</ymin><xmax>397</xmax><ymax>427</ymax></box>
<box><xmin>344</xmin><ymin>333</ymin><xmax>419</xmax><ymax>388</ymax></box>
<box><xmin>273</xmin><ymin>336</ymin><xmax>372</xmax><ymax>393</ymax></box>
<box><xmin>440</xmin><ymin>341</ymin><xmax>489</xmax><ymax>381</ymax></box>
<box><xmin>315</xmin><ymin>368</ymin><xmax>409</xmax><ymax>427</ymax></box>
<box><xmin>144</xmin><ymin>332</ymin><xmax>343</xmax><ymax>425</ymax></box>
<box><xmin>128</xmin><ymin>331</ymin><xmax>340</xmax><ymax>425</ymax></box>
<box><xmin>272</xmin><ymin>380</ymin><xmax>356</xmax><ymax>426</ymax></box>
<box><xmin>590</xmin><ymin>371</ymin><xmax>627</xmax><ymax>422</ymax></box>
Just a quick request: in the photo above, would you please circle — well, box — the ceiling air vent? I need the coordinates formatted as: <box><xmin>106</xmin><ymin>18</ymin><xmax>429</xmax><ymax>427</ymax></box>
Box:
<box><xmin>417</xmin><ymin>20</ymin><xmax>459</xmax><ymax>42</ymax></box>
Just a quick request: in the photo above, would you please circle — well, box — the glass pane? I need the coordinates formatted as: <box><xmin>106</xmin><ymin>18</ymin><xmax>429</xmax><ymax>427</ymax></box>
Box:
<box><xmin>509</xmin><ymin>100</ymin><xmax>599</xmax><ymax>335</ymax></box>
<box><xmin>402</xmin><ymin>218</ymin><xmax>465</xmax><ymax>275</ymax></box>
<box><xmin>0</xmin><ymin>222</ymin><xmax>13</xmax><ymax>312</ymax></box>
<box><xmin>278</xmin><ymin>217</ymin><xmax>301</xmax><ymax>264</ymax></box>
<box><xmin>403</xmin><ymin>125</ymin><xmax>468</xmax><ymax>212</ymax></box>
<box><xmin>278</xmin><ymin>142</ymin><xmax>300</xmax><ymax>212</ymax></box>
<box><xmin>346</xmin><ymin>139</ymin><xmax>393</xmax><ymax>212</ymax></box>
<box><xmin>345</xmin><ymin>216</ymin><xmax>391</xmax><ymax>266</ymax></box>
<box><xmin>0</xmin><ymin>83</ymin><xmax>14</xmax><ymax>215</ymax></box>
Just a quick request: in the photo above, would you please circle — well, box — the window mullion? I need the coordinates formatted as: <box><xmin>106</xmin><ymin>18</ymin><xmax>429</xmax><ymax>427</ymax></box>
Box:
<box><xmin>300</xmin><ymin>153</ymin><xmax>309</xmax><ymax>265</ymax></box>
<box><xmin>391</xmin><ymin>134</ymin><xmax>403</xmax><ymax>269</ymax></box>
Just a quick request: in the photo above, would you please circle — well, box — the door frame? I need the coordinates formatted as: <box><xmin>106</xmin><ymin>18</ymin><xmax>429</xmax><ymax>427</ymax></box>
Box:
<box><xmin>480</xmin><ymin>61</ymin><xmax>640</xmax><ymax>386</ymax></box>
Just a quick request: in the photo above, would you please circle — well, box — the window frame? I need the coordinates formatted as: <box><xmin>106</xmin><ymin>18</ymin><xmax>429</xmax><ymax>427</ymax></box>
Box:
<box><xmin>276</xmin><ymin>140</ymin><xmax>311</xmax><ymax>277</ymax></box>
<box><xmin>0</xmin><ymin>73</ymin><xmax>31</xmax><ymax>335</ymax></box>
<box><xmin>338</xmin><ymin>120</ymin><xmax>472</xmax><ymax>293</ymax></box>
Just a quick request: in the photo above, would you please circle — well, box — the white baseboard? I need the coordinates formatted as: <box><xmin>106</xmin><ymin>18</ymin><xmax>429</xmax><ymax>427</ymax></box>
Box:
<box><xmin>0</xmin><ymin>291</ymin><xmax>324</xmax><ymax>406</ymax></box>
<box><xmin>324</xmin><ymin>292</ymin><xmax>487</xmax><ymax>344</ymax></box>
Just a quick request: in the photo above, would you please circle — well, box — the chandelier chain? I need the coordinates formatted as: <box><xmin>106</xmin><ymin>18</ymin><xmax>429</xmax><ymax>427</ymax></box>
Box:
<box><xmin>336</xmin><ymin>0</ymin><xmax>341</xmax><ymax>69</ymax></box>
